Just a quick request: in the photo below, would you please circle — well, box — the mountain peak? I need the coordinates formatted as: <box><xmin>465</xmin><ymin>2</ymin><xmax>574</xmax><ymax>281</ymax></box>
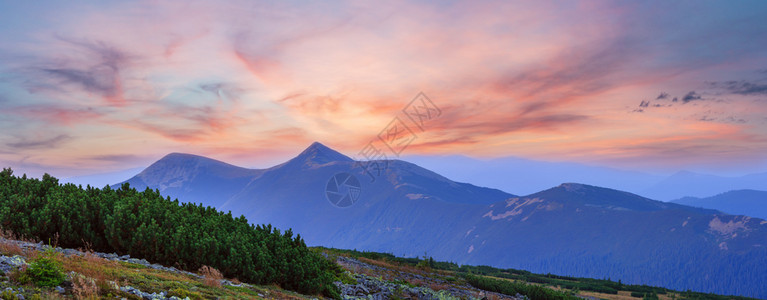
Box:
<box><xmin>137</xmin><ymin>152</ymin><xmax>249</xmax><ymax>178</ymax></box>
<box><xmin>289</xmin><ymin>142</ymin><xmax>353</xmax><ymax>166</ymax></box>
<box><xmin>557</xmin><ymin>182</ymin><xmax>589</xmax><ymax>191</ymax></box>
<box><xmin>152</xmin><ymin>152</ymin><xmax>236</xmax><ymax>169</ymax></box>
<box><xmin>530</xmin><ymin>183</ymin><xmax>678</xmax><ymax>212</ymax></box>
<box><xmin>160</xmin><ymin>152</ymin><xmax>208</xmax><ymax>161</ymax></box>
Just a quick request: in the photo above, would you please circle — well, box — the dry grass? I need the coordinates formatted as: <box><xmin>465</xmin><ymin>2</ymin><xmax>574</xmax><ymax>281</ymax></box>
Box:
<box><xmin>198</xmin><ymin>265</ymin><xmax>223</xmax><ymax>287</ymax></box>
<box><xmin>61</xmin><ymin>251</ymin><xmax>117</xmax><ymax>280</ymax></box>
<box><xmin>0</xmin><ymin>232</ymin><xmax>279</xmax><ymax>299</ymax></box>
<box><xmin>486</xmin><ymin>293</ymin><xmax>504</xmax><ymax>300</ymax></box>
<box><xmin>358</xmin><ymin>257</ymin><xmax>427</xmax><ymax>276</ymax></box>
<box><xmin>336</xmin><ymin>260</ymin><xmax>359</xmax><ymax>273</ymax></box>
<box><xmin>7</xmin><ymin>264</ymin><xmax>28</xmax><ymax>283</ymax></box>
<box><xmin>0</xmin><ymin>229</ymin><xmax>30</xmax><ymax>257</ymax></box>
<box><xmin>59</xmin><ymin>250</ymin><xmax>121</xmax><ymax>297</ymax></box>
<box><xmin>575</xmin><ymin>290</ymin><xmax>652</xmax><ymax>300</ymax></box>
<box><xmin>355</xmin><ymin>256</ymin><xmax>455</xmax><ymax>278</ymax></box>
<box><xmin>71</xmin><ymin>275</ymin><xmax>99</xmax><ymax>299</ymax></box>
<box><xmin>428</xmin><ymin>282</ymin><xmax>451</xmax><ymax>292</ymax></box>
<box><xmin>337</xmin><ymin>260</ymin><xmax>382</xmax><ymax>278</ymax></box>
<box><xmin>0</xmin><ymin>238</ymin><xmax>25</xmax><ymax>256</ymax></box>
<box><xmin>406</xmin><ymin>277</ymin><xmax>426</xmax><ymax>287</ymax></box>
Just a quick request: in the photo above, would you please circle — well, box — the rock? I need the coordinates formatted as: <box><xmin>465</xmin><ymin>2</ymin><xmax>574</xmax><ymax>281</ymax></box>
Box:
<box><xmin>61</xmin><ymin>249</ymin><xmax>79</xmax><ymax>256</ymax></box>
<box><xmin>357</xmin><ymin>284</ymin><xmax>370</xmax><ymax>295</ymax></box>
<box><xmin>0</xmin><ymin>255</ymin><xmax>27</xmax><ymax>267</ymax></box>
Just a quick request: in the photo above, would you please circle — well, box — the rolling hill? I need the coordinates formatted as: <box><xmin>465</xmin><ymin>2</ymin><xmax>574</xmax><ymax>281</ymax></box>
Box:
<box><xmin>673</xmin><ymin>189</ymin><xmax>767</xmax><ymax>220</ymax></box>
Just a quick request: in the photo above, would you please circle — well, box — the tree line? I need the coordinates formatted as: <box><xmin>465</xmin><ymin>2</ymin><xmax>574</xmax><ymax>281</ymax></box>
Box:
<box><xmin>0</xmin><ymin>168</ymin><xmax>341</xmax><ymax>298</ymax></box>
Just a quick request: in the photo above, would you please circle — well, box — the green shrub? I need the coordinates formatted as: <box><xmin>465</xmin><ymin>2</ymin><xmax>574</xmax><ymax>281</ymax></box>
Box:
<box><xmin>643</xmin><ymin>292</ymin><xmax>659</xmax><ymax>300</ymax></box>
<box><xmin>1</xmin><ymin>290</ymin><xmax>17</xmax><ymax>300</ymax></box>
<box><xmin>26</xmin><ymin>249</ymin><xmax>66</xmax><ymax>287</ymax></box>
<box><xmin>0</xmin><ymin>169</ymin><xmax>340</xmax><ymax>298</ymax></box>
<box><xmin>464</xmin><ymin>274</ymin><xmax>580</xmax><ymax>300</ymax></box>
<box><xmin>337</xmin><ymin>272</ymin><xmax>358</xmax><ymax>285</ymax></box>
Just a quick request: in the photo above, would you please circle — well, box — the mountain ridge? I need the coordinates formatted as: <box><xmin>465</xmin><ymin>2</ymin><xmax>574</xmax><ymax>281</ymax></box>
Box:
<box><xmin>401</xmin><ymin>155</ymin><xmax>767</xmax><ymax>201</ymax></box>
<box><xmin>672</xmin><ymin>189</ymin><xmax>767</xmax><ymax>220</ymax></box>
<box><xmin>528</xmin><ymin>183</ymin><xmax>720</xmax><ymax>213</ymax></box>
<box><xmin>114</xmin><ymin>142</ymin><xmax>767</xmax><ymax>298</ymax></box>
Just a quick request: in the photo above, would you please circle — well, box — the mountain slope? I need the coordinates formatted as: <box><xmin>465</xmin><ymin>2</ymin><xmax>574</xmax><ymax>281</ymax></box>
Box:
<box><xmin>673</xmin><ymin>189</ymin><xmax>767</xmax><ymax>220</ymax></box>
<box><xmin>530</xmin><ymin>183</ymin><xmax>719</xmax><ymax>213</ymax></box>
<box><xmin>119</xmin><ymin>152</ymin><xmax>264</xmax><ymax>207</ymax></box>
<box><xmin>462</xmin><ymin>183</ymin><xmax>766</xmax><ymax>298</ymax></box>
<box><xmin>402</xmin><ymin>155</ymin><xmax>767</xmax><ymax>202</ymax></box>
<box><xmin>117</xmin><ymin>143</ymin><xmax>767</xmax><ymax>298</ymax></box>
<box><xmin>402</xmin><ymin>155</ymin><xmax>663</xmax><ymax>196</ymax></box>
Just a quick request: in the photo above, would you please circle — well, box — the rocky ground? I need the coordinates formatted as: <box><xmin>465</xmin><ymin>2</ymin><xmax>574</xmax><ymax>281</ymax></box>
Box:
<box><xmin>2</xmin><ymin>237</ymin><xmax>522</xmax><ymax>299</ymax></box>
<box><xmin>0</xmin><ymin>237</ymin><xmax>272</xmax><ymax>299</ymax></box>
<box><xmin>333</xmin><ymin>256</ymin><xmax>523</xmax><ymax>300</ymax></box>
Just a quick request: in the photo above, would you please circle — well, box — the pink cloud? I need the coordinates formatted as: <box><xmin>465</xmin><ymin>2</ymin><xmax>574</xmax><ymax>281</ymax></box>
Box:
<box><xmin>0</xmin><ymin>1</ymin><xmax>765</xmax><ymax>175</ymax></box>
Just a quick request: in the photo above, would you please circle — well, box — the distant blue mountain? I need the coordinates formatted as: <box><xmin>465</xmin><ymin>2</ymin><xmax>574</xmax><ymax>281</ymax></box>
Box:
<box><xmin>117</xmin><ymin>143</ymin><xmax>767</xmax><ymax>298</ymax></box>
<box><xmin>642</xmin><ymin>171</ymin><xmax>767</xmax><ymax>201</ymax></box>
<box><xmin>400</xmin><ymin>155</ymin><xmax>663</xmax><ymax>196</ymax></box>
<box><xmin>673</xmin><ymin>189</ymin><xmax>767</xmax><ymax>220</ymax></box>
<box><xmin>401</xmin><ymin>155</ymin><xmax>767</xmax><ymax>202</ymax></box>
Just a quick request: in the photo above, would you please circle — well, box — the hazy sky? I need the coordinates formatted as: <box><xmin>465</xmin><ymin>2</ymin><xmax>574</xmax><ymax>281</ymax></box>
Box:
<box><xmin>1</xmin><ymin>1</ymin><xmax>766</xmax><ymax>178</ymax></box>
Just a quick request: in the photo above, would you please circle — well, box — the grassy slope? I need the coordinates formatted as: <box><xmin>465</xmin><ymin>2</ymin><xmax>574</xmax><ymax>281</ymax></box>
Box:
<box><xmin>318</xmin><ymin>247</ymin><xmax>760</xmax><ymax>300</ymax></box>
<box><xmin>0</xmin><ymin>236</ymin><xmax>307</xmax><ymax>300</ymax></box>
<box><xmin>1</xmin><ymin>236</ymin><xmax>758</xmax><ymax>300</ymax></box>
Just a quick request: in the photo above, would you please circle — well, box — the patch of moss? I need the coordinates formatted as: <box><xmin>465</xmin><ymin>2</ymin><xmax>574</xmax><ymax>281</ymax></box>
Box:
<box><xmin>168</xmin><ymin>287</ymin><xmax>203</xmax><ymax>300</ymax></box>
<box><xmin>119</xmin><ymin>261</ymin><xmax>149</xmax><ymax>269</ymax></box>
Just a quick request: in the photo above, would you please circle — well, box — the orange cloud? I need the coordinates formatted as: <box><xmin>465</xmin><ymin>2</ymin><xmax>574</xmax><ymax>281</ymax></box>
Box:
<box><xmin>1</xmin><ymin>1</ymin><xmax>766</xmax><ymax>176</ymax></box>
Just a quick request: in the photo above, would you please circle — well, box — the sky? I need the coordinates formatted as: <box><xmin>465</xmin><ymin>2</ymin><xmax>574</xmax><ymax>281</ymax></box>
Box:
<box><xmin>1</xmin><ymin>0</ymin><xmax>767</xmax><ymax>179</ymax></box>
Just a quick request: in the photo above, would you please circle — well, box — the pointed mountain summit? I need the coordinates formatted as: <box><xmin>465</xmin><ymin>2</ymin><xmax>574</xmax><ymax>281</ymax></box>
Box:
<box><xmin>113</xmin><ymin>143</ymin><xmax>767</xmax><ymax>297</ymax></box>
<box><xmin>283</xmin><ymin>141</ymin><xmax>354</xmax><ymax>168</ymax></box>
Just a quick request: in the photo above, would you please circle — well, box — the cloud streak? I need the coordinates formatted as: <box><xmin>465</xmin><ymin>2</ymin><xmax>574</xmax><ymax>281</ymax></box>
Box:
<box><xmin>711</xmin><ymin>80</ymin><xmax>767</xmax><ymax>96</ymax></box>
<box><xmin>0</xmin><ymin>1</ymin><xmax>766</xmax><ymax>175</ymax></box>
<box><xmin>6</xmin><ymin>134</ymin><xmax>71</xmax><ymax>150</ymax></box>
<box><xmin>33</xmin><ymin>37</ymin><xmax>132</xmax><ymax>106</ymax></box>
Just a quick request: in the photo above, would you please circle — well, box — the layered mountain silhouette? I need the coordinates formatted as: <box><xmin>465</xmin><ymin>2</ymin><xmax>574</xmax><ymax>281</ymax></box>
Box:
<box><xmin>402</xmin><ymin>155</ymin><xmax>767</xmax><ymax>201</ymax></box>
<box><xmin>117</xmin><ymin>142</ymin><xmax>767</xmax><ymax>298</ymax></box>
<box><xmin>673</xmin><ymin>189</ymin><xmax>767</xmax><ymax>220</ymax></box>
<box><xmin>402</xmin><ymin>155</ymin><xmax>663</xmax><ymax>196</ymax></box>
<box><xmin>642</xmin><ymin>171</ymin><xmax>767</xmax><ymax>200</ymax></box>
